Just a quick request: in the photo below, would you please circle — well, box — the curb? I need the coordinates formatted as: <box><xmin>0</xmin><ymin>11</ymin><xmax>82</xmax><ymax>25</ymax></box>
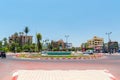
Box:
<box><xmin>104</xmin><ymin>70</ymin><xmax>116</xmax><ymax>80</ymax></box>
<box><xmin>14</xmin><ymin>53</ymin><xmax>104</xmax><ymax>60</ymax></box>
<box><xmin>12</xmin><ymin>72</ymin><xmax>18</xmax><ymax>80</ymax></box>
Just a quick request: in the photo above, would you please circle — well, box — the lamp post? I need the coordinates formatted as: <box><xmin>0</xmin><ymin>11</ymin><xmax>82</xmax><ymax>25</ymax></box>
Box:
<box><xmin>106</xmin><ymin>32</ymin><xmax>112</xmax><ymax>42</ymax></box>
<box><xmin>45</xmin><ymin>39</ymin><xmax>49</xmax><ymax>51</ymax></box>
<box><xmin>65</xmin><ymin>35</ymin><xmax>69</xmax><ymax>50</ymax></box>
<box><xmin>43</xmin><ymin>39</ymin><xmax>49</xmax><ymax>51</ymax></box>
<box><xmin>106</xmin><ymin>32</ymin><xmax>112</xmax><ymax>54</ymax></box>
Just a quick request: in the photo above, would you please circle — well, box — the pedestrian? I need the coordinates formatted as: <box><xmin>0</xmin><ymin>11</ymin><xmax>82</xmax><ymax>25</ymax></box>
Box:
<box><xmin>1</xmin><ymin>51</ymin><xmax>6</xmax><ymax>58</ymax></box>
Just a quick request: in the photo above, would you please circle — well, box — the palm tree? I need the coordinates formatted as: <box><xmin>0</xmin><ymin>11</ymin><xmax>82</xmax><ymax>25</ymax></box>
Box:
<box><xmin>19</xmin><ymin>32</ymin><xmax>22</xmax><ymax>36</ymax></box>
<box><xmin>18</xmin><ymin>32</ymin><xmax>24</xmax><ymax>49</ymax></box>
<box><xmin>24</xmin><ymin>26</ymin><xmax>29</xmax><ymax>44</ymax></box>
<box><xmin>2</xmin><ymin>37</ymin><xmax>9</xmax><ymax>52</ymax></box>
<box><xmin>13</xmin><ymin>32</ymin><xmax>19</xmax><ymax>43</ymax></box>
<box><xmin>36</xmin><ymin>33</ymin><xmax>42</xmax><ymax>52</ymax></box>
<box><xmin>14</xmin><ymin>32</ymin><xmax>18</xmax><ymax>36</ymax></box>
<box><xmin>3</xmin><ymin>37</ymin><xmax>7</xmax><ymax>46</ymax></box>
<box><xmin>24</xmin><ymin>26</ymin><xmax>29</xmax><ymax>36</ymax></box>
<box><xmin>0</xmin><ymin>41</ymin><xmax>2</xmax><ymax>50</ymax></box>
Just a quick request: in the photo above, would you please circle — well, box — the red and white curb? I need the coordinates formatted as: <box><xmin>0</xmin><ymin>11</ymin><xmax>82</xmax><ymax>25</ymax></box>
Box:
<box><xmin>12</xmin><ymin>71</ymin><xmax>18</xmax><ymax>80</ymax></box>
<box><xmin>104</xmin><ymin>70</ymin><xmax>116</xmax><ymax>80</ymax></box>
<box><xmin>14</xmin><ymin>53</ymin><xmax>104</xmax><ymax>60</ymax></box>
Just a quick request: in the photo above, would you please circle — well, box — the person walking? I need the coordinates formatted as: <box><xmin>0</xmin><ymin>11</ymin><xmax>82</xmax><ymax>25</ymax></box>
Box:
<box><xmin>1</xmin><ymin>51</ymin><xmax>6</xmax><ymax>58</ymax></box>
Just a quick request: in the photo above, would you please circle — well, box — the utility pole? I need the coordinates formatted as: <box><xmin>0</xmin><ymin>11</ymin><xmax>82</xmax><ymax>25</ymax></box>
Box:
<box><xmin>106</xmin><ymin>32</ymin><xmax>112</xmax><ymax>42</ymax></box>
<box><xmin>106</xmin><ymin>32</ymin><xmax>112</xmax><ymax>54</ymax></box>
<box><xmin>65</xmin><ymin>35</ymin><xmax>69</xmax><ymax>50</ymax></box>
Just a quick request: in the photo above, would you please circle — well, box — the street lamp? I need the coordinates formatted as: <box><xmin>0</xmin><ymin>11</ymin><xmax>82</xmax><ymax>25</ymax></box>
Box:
<box><xmin>43</xmin><ymin>39</ymin><xmax>49</xmax><ymax>51</ymax></box>
<box><xmin>106</xmin><ymin>32</ymin><xmax>112</xmax><ymax>42</ymax></box>
<box><xmin>65</xmin><ymin>35</ymin><xmax>69</xmax><ymax>49</ymax></box>
<box><xmin>45</xmin><ymin>39</ymin><xmax>49</xmax><ymax>51</ymax></box>
<box><xmin>106</xmin><ymin>32</ymin><xmax>112</xmax><ymax>54</ymax></box>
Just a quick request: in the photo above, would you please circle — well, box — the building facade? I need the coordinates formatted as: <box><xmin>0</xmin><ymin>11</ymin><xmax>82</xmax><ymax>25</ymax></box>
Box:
<box><xmin>9</xmin><ymin>34</ymin><xmax>33</xmax><ymax>46</ymax></box>
<box><xmin>51</xmin><ymin>40</ymin><xmax>72</xmax><ymax>50</ymax></box>
<box><xmin>51</xmin><ymin>40</ymin><xmax>65</xmax><ymax>50</ymax></box>
<box><xmin>87</xmin><ymin>36</ymin><xmax>104</xmax><ymax>52</ymax></box>
<box><xmin>108</xmin><ymin>41</ymin><xmax>118</xmax><ymax>53</ymax></box>
<box><xmin>65</xmin><ymin>43</ymin><xmax>72</xmax><ymax>49</ymax></box>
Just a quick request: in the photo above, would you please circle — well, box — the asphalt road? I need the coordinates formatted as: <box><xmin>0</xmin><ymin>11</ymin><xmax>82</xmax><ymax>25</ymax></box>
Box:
<box><xmin>0</xmin><ymin>54</ymin><xmax>120</xmax><ymax>80</ymax></box>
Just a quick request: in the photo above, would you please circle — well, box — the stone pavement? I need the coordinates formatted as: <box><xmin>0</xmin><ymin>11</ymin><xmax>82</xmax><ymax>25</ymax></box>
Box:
<box><xmin>1</xmin><ymin>53</ymin><xmax>120</xmax><ymax>80</ymax></box>
<box><xmin>12</xmin><ymin>70</ymin><xmax>116</xmax><ymax>80</ymax></box>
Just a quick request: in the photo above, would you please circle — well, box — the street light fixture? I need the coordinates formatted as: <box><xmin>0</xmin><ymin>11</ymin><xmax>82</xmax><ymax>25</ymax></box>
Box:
<box><xmin>65</xmin><ymin>35</ymin><xmax>69</xmax><ymax>49</ymax></box>
<box><xmin>106</xmin><ymin>32</ymin><xmax>112</xmax><ymax>54</ymax></box>
<box><xmin>43</xmin><ymin>39</ymin><xmax>49</xmax><ymax>51</ymax></box>
<box><xmin>106</xmin><ymin>32</ymin><xmax>112</xmax><ymax>42</ymax></box>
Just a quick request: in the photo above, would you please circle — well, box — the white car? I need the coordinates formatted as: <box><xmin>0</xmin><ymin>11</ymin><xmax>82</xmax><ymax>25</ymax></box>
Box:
<box><xmin>83</xmin><ymin>50</ymin><xmax>94</xmax><ymax>55</ymax></box>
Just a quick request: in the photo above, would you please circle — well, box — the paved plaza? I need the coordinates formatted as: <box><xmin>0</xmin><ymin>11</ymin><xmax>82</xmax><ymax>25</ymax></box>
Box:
<box><xmin>13</xmin><ymin>70</ymin><xmax>115</xmax><ymax>80</ymax></box>
<box><xmin>0</xmin><ymin>53</ymin><xmax>120</xmax><ymax>80</ymax></box>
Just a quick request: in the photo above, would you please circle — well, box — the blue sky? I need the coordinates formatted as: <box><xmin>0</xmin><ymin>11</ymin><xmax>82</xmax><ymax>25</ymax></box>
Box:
<box><xmin>0</xmin><ymin>0</ymin><xmax>120</xmax><ymax>47</ymax></box>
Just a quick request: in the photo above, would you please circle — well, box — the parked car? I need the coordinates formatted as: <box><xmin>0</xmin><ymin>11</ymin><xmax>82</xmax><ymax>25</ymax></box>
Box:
<box><xmin>83</xmin><ymin>50</ymin><xmax>94</xmax><ymax>55</ymax></box>
<box><xmin>118</xmin><ymin>50</ymin><xmax>120</xmax><ymax>53</ymax></box>
<box><xmin>0</xmin><ymin>51</ymin><xmax>6</xmax><ymax>58</ymax></box>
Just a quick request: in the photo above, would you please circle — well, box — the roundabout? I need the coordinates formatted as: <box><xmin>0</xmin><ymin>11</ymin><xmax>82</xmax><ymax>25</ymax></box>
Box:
<box><xmin>0</xmin><ymin>53</ymin><xmax>120</xmax><ymax>80</ymax></box>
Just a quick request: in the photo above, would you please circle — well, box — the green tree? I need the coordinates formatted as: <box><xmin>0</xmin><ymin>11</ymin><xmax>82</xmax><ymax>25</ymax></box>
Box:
<box><xmin>24</xmin><ymin>26</ymin><xmax>29</xmax><ymax>36</ymax></box>
<box><xmin>30</xmin><ymin>43</ymin><xmax>36</xmax><ymax>52</ymax></box>
<box><xmin>47</xmin><ymin>43</ymin><xmax>52</xmax><ymax>51</ymax></box>
<box><xmin>53</xmin><ymin>48</ymin><xmax>59</xmax><ymax>51</ymax></box>
<box><xmin>14</xmin><ymin>32</ymin><xmax>18</xmax><ymax>36</ymax></box>
<box><xmin>2</xmin><ymin>37</ymin><xmax>9</xmax><ymax>52</ymax></box>
<box><xmin>23</xmin><ymin>44</ymin><xmax>30</xmax><ymax>52</ymax></box>
<box><xmin>3</xmin><ymin>37</ymin><xmax>8</xmax><ymax>46</ymax></box>
<box><xmin>9</xmin><ymin>42</ymin><xmax>18</xmax><ymax>53</ymax></box>
<box><xmin>36</xmin><ymin>33</ymin><xmax>42</xmax><ymax>52</ymax></box>
<box><xmin>85</xmin><ymin>43</ymin><xmax>89</xmax><ymax>49</ymax></box>
<box><xmin>13</xmin><ymin>32</ymin><xmax>19</xmax><ymax>43</ymax></box>
<box><xmin>0</xmin><ymin>41</ymin><xmax>3</xmax><ymax>50</ymax></box>
<box><xmin>71</xmin><ymin>47</ymin><xmax>75</xmax><ymax>51</ymax></box>
<box><xmin>24</xmin><ymin>26</ymin><xmax>30</xmax><ymax>45</ymax></box>
<box><xmin>19</xmin><ymin>32</ymin><xmax>24</xmax><ymax>36</ymax></box>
